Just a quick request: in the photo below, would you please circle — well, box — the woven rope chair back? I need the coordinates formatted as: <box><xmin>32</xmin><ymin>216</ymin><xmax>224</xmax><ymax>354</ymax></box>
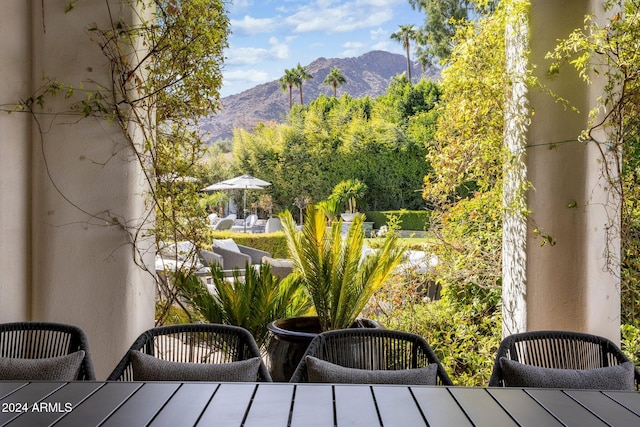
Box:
<box><xmin>290</xmin><ymin>328</ymin><xmax>453</xmax><ymax>385</ymax></box>
<box><xmin>0</xmin><ymin>322</ymin><xmax>95</xmax><ymax>380</ymax></box>
<box><xmin>108</xmin><ymin>323</ymin><xmax>270</xmax><ymax>381</ymax></box>
<box><xmin>489</xmin><ymin>330</ymin><xmax>640</xmax><ymax>387</ymax></box>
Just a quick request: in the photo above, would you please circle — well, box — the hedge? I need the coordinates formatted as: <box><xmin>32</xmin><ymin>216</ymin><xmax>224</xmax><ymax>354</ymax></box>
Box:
<box><xmin>364</xmin><ymin>210</ymin><xmax>432</xmax><ymax>230</ymax></box>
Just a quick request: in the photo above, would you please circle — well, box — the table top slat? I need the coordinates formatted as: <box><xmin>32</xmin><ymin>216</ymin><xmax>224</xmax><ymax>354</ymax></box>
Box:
<box><xmin>487</xmin><ymin>388</ymin><xmax>564</xmax><ymax>427</ymax></box>
<box><xmin>0</xmin><ymin>382</ymin><xmax>65</xmax><ymax>426</ymax></box>
<box><xmin>51</xmin><ymin>382</ymin><xmax>141</xmax><ymax>427</ymax></box>
<box><xmin>100</xmin><ymin>382</ymin><xmax>181</xmax><ymax>427</ymax></box>
<box><xmin>449</xmin><ymin>387</ymin><xmax>519</xmax><ymax>427</ymax></box>
<box><xmin>372</xmin><ymin>385</ymin><xmax>426</xmax><ymax>427</ymax></box>
<box><xmin>603</xmin><ymin>391</ymin><xmax>640</xmax><ymax>416</ymax></box>
<box><xmin>0</xmin><ymin>383</ymin><xmax>28</xmax><ymax>400</ymax></box>
<box><xmin>289</xmin><ymin>384</ymin><xmax>334</xmax><ymax>427</ymax></box>
<box><xmin>525</xmin><ymin>389</ymin><xmax>610</xmax><ymax>427</ymax></box>
<box><xmin>147</xmin><ymin>383</ymin><xmax>218</xmax><ymax>427</ymax></box>
<box><xmin>334</xmin><ymin>385</ymin><xmax>380</xmax><ymax>426</ymax></box>
<box><xmin>243</xmin><ymin>383</ymin><xmax>295</xmax><ymax>427</ymax></box>
<box><xmin>564</xmin><ymin>390</ymin><xmax>640</xmax><ymax>427</ymax></box>
<box><xmin>196</xmin><ymin>383</ymin><xmax>256</xmax><ymax>426</ymax></box>
<box><xmin>48</xmin><ymin>382</ymin><xmax>142</xmax><ymax>427</ymax></box>
<box><xmin>1</xmin><ymin>381</ymin><xmax>637</xmax><ymax>426</ymax></box>
<box><xmin>410</xmin><ymin>386</ymin><xmax>473</xmax><ymax>427</ymax></box>
<box><xmin>6</xmin><ymin>382</ymin><xmax>104</xmax><ymax>427</ymax></box>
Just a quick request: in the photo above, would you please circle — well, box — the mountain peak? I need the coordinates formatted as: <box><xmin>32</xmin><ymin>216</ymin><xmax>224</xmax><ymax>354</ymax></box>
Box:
<box><xmin>200</xmin><ymin>50</ymin><xmax>438</xmax><ymax>142</ymax></box>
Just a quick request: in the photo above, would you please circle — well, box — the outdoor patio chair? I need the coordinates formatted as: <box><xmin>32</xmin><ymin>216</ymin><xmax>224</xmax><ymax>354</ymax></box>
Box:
<box><xmin>0</xmin><ymin>322</ymin><xmax>95</xmax><ymax>380</ymax></box>
<box><xmin>489</xmin><ymin>330</ymin><xmax>640</xmax><ymax>390</ymax></box>
<box><xmin>210</xmin><ymin>238</ymin><xmax>270</xmax><ymax>270</ymax></box>
<box><xmin>107</xmin><ymin>323</ymin><xmax>271</xmax><ymax>382</ymax></box>
<box><xmin>212</xmin><ymin>217</ymin><xmax>234</xmax><ymax>231</ymax></box>
<box><xmin>264</xmin><ymin>217</ymin><xmax>282</xmax><ymax>233</ymax></box>
<box><xmin>289</xmin><ymin>328</ymin><xmax>453</xmax><ymax>385</ymax></box>
<box><xmin>231</xmin><ymin>214</ymin><xmax>259</xmax><ymax>233</ymax></box>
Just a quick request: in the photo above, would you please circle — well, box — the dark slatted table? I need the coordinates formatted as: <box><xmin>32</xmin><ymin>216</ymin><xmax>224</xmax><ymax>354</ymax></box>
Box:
<box><xmin>1</xmin><ymin>381</ymin><xmax>639</xmax><ymax>426</ymax></box>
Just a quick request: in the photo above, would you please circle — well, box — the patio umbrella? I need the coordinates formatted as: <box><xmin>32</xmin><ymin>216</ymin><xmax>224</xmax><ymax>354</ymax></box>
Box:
<box><xmin>202</xmin><ymin>174</ymin><xmax>271</xmax><ymax>232</ymax></box>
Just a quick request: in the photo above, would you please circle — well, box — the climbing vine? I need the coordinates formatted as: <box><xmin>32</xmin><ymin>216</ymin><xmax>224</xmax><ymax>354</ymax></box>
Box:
<box><xmin>10</xmin><ymin>0</ymin><xmax>230</xmax><ymax>325</ymax></box>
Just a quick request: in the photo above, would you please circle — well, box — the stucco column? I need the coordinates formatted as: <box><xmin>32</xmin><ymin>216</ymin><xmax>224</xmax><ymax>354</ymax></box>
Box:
<box><xmin>503</xmin><ymin>1</ymin><xmax>620</xmax><ymax>343</ymax></box>
<box><xmin>0</xmin><ymin>0</ymin><xmax>155</xmax><ymax>378</ymax></box>
<box><xmin>0</xmin><ymin>1</ymin><xmax>32</xmax><ymax>320</ymax></box>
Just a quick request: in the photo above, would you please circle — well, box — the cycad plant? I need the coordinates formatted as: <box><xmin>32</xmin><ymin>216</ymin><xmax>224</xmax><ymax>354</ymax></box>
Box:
<box><xmin>280</xmin><ymin>205</ymin><xmax>406</xmax><ymax>331</ymax></box>
<box><xmin>179</xmin><ymin>263</ymin><xmax>310</xmax><ymax>349</ymax></box>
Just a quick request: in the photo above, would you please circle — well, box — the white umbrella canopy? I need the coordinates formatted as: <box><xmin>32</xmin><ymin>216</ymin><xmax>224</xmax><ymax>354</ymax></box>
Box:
<box><xmin>202</xmin><ymin>174</ymin><xmax>271</xmax><ymax>231</ymax></box>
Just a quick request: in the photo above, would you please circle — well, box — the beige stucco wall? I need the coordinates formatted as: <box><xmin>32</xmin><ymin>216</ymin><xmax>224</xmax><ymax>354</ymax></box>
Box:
<box><xmin>0</xmin><ymin>1</ymin><xmax>32</xmax><ymax>321</ymax></box>
<box><xmin>1</xmin><ymin>0</ymin><xmax>154</xmax><ymax>378</ymax></box>
<box><xmin>524</xmin><ymin>1</ymin><xmax>620</xmax><ymax>341</ymax></box>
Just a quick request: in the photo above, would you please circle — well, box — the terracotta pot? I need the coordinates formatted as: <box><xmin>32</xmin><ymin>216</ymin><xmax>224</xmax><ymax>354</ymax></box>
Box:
<box><xmin>266</xmin><ymin>316</ymin><xmax>380</xmax><ymax>382</ymax></box>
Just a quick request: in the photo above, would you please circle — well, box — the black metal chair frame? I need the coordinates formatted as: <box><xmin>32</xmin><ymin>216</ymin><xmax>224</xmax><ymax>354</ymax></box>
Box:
<box><xmin>0</xmin><ymin>321</ymin><xmax>95</xmax><ymax>380</ymax></box>
<box><xmin>488</xmin><ymin>330</ymin><xmax>640</xmax><ymax>388</ymax></box>
<box><xmin>107</xmin><ymin>323</ymin><xmax>271</xmax><ymax>381</ymax></box>
<box><xmin>289</xmin><ymin>328</ymin><xmax>453</xmax><ymax>385</ymax></box>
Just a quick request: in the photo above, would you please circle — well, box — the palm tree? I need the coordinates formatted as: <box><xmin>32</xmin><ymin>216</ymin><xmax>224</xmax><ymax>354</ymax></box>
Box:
<box><xmin>322</xmin><ymin>68</ymin><xmax>346</xmax><ymax>97</ymax></box>
<box><xmin>294</xmin><ymin>63</ymin><xmax>313</xmax><ymax>105</ymax></box>
<box><xmin>390</xmin><ymin>25</ymin><xmax>416</xmax><ymax>81</ymax></box>
<box><xmin>279</xmin><ymin>68</ymin><xmax>297</xmax><ymax>109</ymax></box>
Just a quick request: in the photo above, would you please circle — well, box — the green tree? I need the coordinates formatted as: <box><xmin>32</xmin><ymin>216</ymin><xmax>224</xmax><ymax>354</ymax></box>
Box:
<box><xmin>390</xmin><ymin>25</ymin><xmax>417</xmax><ymax>80</ymax></box>
<box><xmin>279</xmin><ymin>68</ymin><xmax>297</xmax><ymax>110</ymax></box>
<box><xmin>294</xmin><ymin>63</ymin><xmax>313</xmax><ymax>105</ymax></box>
<box><xmin>322</xmin><ymin>68</ymin><xmax>347</xmax><ymax>97</ymax></box>
<box><xmin>408</xmin><ymin>0</ymin><xmax>497</xmax><ymax>67</ymax></box>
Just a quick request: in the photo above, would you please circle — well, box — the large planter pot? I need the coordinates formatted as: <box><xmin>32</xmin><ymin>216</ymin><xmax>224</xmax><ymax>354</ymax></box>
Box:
<box><xmin>266</xmin><ymin>316</ymin><xmax>380</xmax><ymax>382</ymax></box>
<box><xmin>340</xmin><ymin>212</ymin><xmax>357</xmax><ymax>222</ymax></box>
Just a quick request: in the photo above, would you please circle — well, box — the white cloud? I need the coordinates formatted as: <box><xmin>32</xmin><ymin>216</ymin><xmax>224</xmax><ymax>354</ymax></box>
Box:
<box><xmin>285</xmin><ymin>1</ymin><xmax>395</xmax><ymax>34</ymax></box>
<box><xmin>226</xmin><ymin>47</ymin><xmax>269</xmax><ymax>65</ymax></box>
<box><xmin>229</xmin><ymin>0</ymin><xmax>253</xmax><ymax>13</ymax></box>
<box><xmin>231</xmin><ymin>15</ymin><xmax>280</xmax><ymax>35</ymax></box>
<box><xmin>268</xmin><ymin>37</ymin><xmax>292</xmax><ymax>60</ymax></box>
<box><xmin>341</xmin><ymin>41</ymin><xmax>365</xmax><ymax>57</ymax></box>
<box><xmin>223</xmin><ymin>69</ymin><xmax>270</xmax><ymax>84</ymax></box>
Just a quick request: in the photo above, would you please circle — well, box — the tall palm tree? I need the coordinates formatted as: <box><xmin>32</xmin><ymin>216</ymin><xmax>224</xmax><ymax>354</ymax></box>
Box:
<box><xmin>294</xmin><ymin>63</ymin><xmax>313</xmax><ymax>105</ymax></box>
<box><xmin>279</xmin><ymin>68</ymin><xmax>297</xmax><ymax>109</ymax></box>
<box><xmin>322</xmin><ymin>68</ymin><xmax>347</xmax><ymax>97</ymax></box>
<box><xmin>390</xmin><ymin>24</ymin><xmax>416</xmax><ymax>81</ymax></box>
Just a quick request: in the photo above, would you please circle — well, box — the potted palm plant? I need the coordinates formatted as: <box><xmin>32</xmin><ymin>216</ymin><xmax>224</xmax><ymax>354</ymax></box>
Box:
<box><xmin>266</xmin><ymin>204</ymin><xmax>405</xmax><ymax>381</ymax></box>
<box><xmin>331</xmin><ymin>179</ymin><xmax>368</xmax><ymax>222</ymax></box>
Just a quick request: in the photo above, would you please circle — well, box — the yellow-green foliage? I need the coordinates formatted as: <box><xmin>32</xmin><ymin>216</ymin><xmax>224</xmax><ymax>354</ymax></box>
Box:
<box><xmin>365</xmin><ymin>271</ymin><xmax>501</xmax><ymax>387</ymax></box>
<box><xmin>209</xmin><ymin>231</ymin><xmax>289</xmax><ymax>258</ymax></box>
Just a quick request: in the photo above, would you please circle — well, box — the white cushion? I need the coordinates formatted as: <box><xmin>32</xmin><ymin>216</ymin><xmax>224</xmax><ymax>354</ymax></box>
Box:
<box><xmin>213</xmin><ymin>238</ymin><xmax>241</xmax><ymax>253</ymax></box>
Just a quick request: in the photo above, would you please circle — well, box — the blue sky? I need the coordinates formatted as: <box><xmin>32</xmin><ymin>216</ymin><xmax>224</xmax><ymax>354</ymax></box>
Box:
<box><xmin>221</xmin><ymin>0</ymin><xmax>424</xmax><ymax>97</ymax></box>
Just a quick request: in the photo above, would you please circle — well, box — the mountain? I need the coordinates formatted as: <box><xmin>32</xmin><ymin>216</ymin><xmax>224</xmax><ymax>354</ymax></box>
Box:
<box><xmin>200</xmin><ymin>50</ymin><xmax>439</xmax><ymax>142</ymax></box>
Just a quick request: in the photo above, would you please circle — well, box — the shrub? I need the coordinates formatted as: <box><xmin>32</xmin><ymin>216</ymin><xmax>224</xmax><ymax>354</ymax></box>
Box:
<box><xmin>365</xmin><ymin>210</ymin><xmax>432</xmax><ymax>230</ymax></box>
<box><xmin>210</xmin><ymin>231</ymin><xmax>289</xmax><ymax>258</ymax></box>
<box><xmin>179</xmin><ymin>265</ymin><xmax>310</xmax><ymax>349</ymax></box>
<box><xmin>365</xmin><ymin>269</ymin><xmax>501</xmax><ymax>386</ymax></box>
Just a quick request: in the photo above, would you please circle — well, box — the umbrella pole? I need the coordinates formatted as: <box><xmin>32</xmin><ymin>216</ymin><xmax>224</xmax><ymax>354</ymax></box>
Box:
<box><xmin>243</xmin><ymin>187</ymin><xmax>247</xmax><ymax>233</ymax></box>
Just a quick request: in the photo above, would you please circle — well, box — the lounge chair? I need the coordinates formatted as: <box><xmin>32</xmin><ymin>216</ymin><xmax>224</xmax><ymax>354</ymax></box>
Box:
<box><xmin>210</xmin><ymin>238</ymin><xmax>270</xmax><ymax>270</ymax></box>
